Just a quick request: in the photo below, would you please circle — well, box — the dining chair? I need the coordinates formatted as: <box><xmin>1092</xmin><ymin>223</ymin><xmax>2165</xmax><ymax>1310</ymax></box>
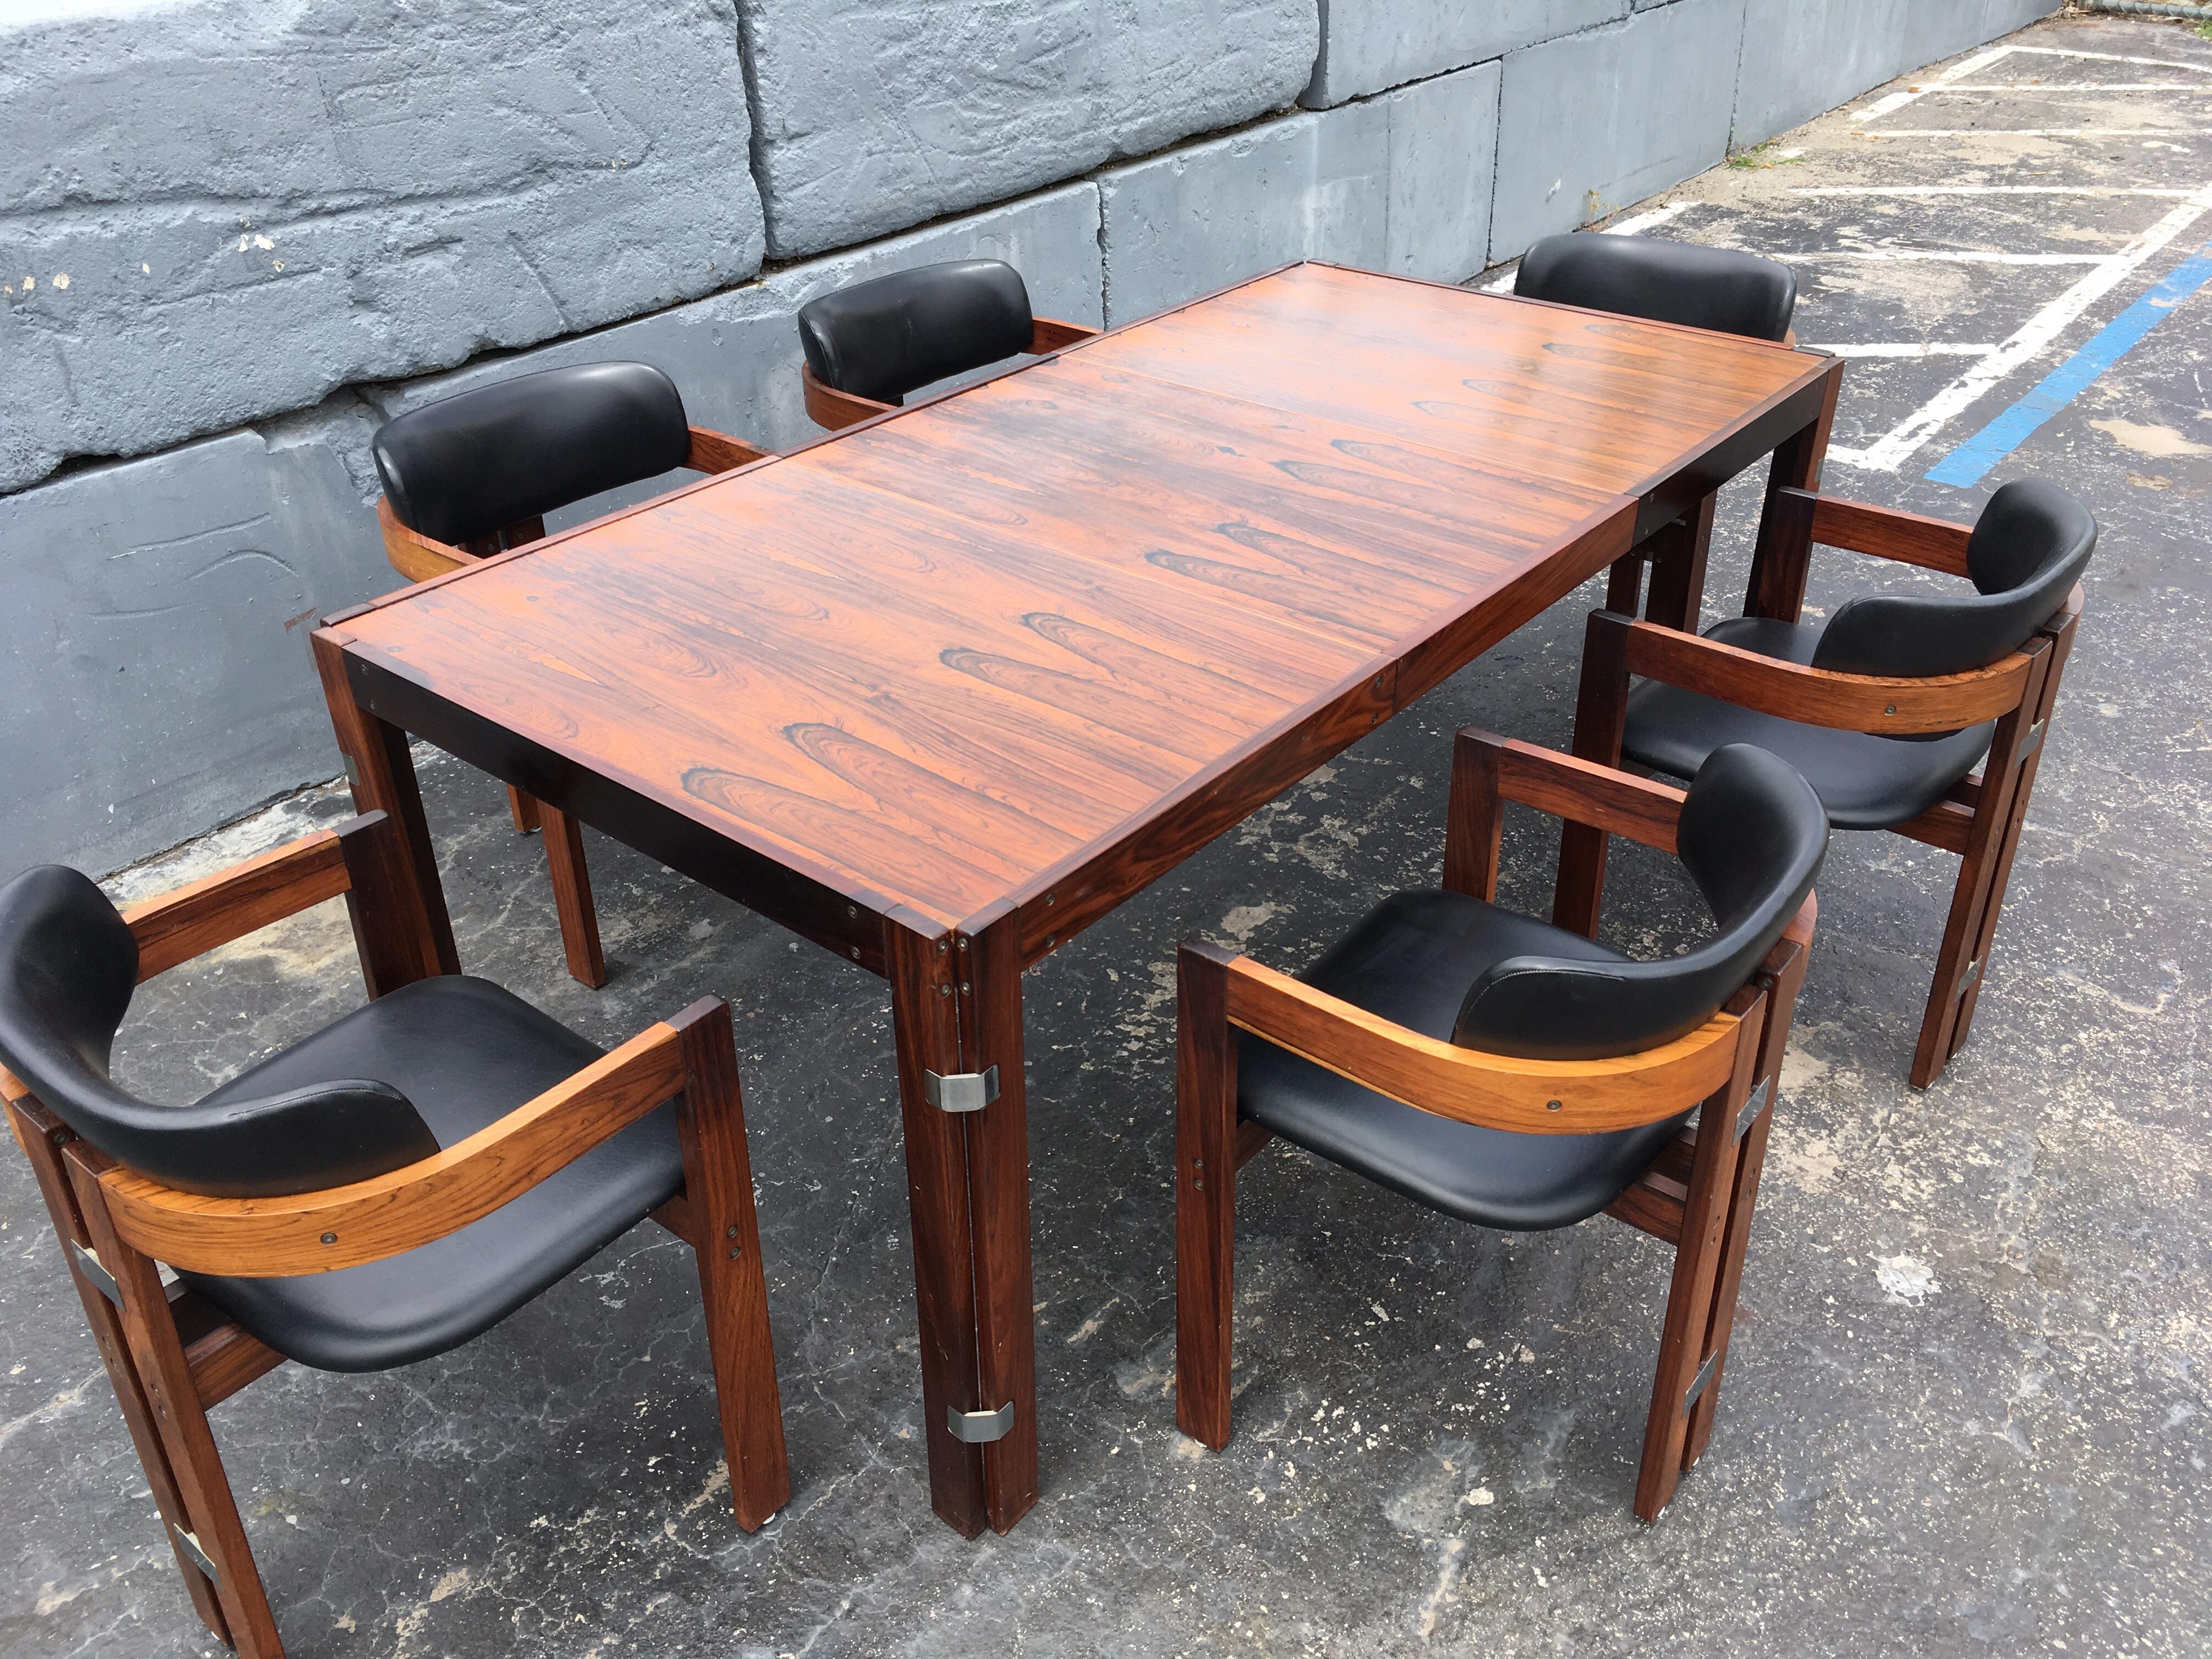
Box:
<box><xmin>0</xmin><ymin>810</ymin><xmax>790</xmax><ymax>1659</ymax></box>
<box><xmin>795</xmin><ymin>258</ymin><xmax>1100</xmax><ymax>431</ymax></box>
<box><xmin>1516</xmin><ymin>231</ymin><xmax>1801</xmax><ymax>630</ymax></box>
<box><xmin>1559</xmin><ymin>477</ymin><xmax>2094</xmax><ymax>1087</ymax></box>
<box><xmin>1177</xmin><ymin>734</ymin><xmax>1826</xmax><ymax>1521</ymax></box>
<box><xmin>372</xmin><ymin>360</ymin><xmax>774</xmax><ymax>987</ymax></box>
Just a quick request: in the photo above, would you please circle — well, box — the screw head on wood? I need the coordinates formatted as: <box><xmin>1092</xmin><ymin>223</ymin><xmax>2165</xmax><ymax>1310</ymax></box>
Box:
<box><xmin>1884</xmin><ymin>703</ymin><xmax>1897</xmax><ymax>715</ymax></box>
<box><xmin>1193</xmin><ymin>1177</ymin><xmax>1205</xmax><ymax>1190</ymax></box>
<box><xmin>726</xmin><ymin>1224</ymin><xmax>739</xmax><ymax>1238</ymax></box>
<box><xmin>320</xmin><ymin>1232</ymin><xmax>338</xmax><ymax>1244</ymax></box>
<box><xmin>1546</xmin><ymin>1099</ymin><xmax>1563</xmax><ymax>1112</ymax></box>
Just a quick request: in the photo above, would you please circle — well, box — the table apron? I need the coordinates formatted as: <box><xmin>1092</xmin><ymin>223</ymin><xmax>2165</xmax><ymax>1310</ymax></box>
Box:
<box><xmin>1631</xmin><ymin>374</ymin><xmax>1834</xmax><ymax>542</ymax></box>
<box><xmin>343</xmin><ymin>653</ymin><xmax>900</xmax><ymax>974</ymax></box>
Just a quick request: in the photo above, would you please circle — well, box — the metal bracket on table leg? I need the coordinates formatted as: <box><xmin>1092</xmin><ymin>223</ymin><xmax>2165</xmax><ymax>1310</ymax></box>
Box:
<box><xmin>1681</xmin><ymin>1352</ymin><xmax>1720</xmax><ymax>1416</ymax></box>
<box><xmin>946</xmin><ymin>1402</ymin><xmax>1016</xmax><ymax>1444</ymax></box>
<box><xmin>923</xmin><ymin>1066</ymin><xmax>1000</xmax><ymax>1114</ymax></box>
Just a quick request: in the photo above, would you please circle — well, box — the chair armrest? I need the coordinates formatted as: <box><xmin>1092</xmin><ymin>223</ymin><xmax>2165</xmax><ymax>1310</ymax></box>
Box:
<box><xmin>1783</xmin><ymin>487</ymin><xmax>1974</xmax><ymax>578</ymax></box>
<box><xmin>1222</xmin><ymin>954</ymin><xmax>1746</xmax><ymax>1135</ymax></box>
<box><xmin>1029</xmin><ymin>316</ymin><xmax>1100</xmax><ymax>352</ymax></box>
<box><xmin>1446</xmin><ymin>729</ymin><xmax>1684</xmax><ymax>900</ymax></box>
<box><xmin>377</xmin><ymin>497</ymin><xmax>472</xmax><ymax>583</ymax></box>
<box><xmin>122</xmin><ymin>813</ymin><xmax>408</xmax><ymax>982</ymax></box>
<box><xmin>801</xmin><ymin>363</ymin><xmax>895</xmax><ymax>431</ymax></box>
<box><xmin>685</xmin><ymin>426</ymin><xmax>774</xmax><ymax>474</ymax></box>
<box><xmin>96</xmin><ymin>1000</ymin><xmax>718</xmax><ymax>1274</ymax></box>
<box><xmin>1617</xmin><ymin>616</ymin><xmax>2034</xmax><ymax>733</ymax></box>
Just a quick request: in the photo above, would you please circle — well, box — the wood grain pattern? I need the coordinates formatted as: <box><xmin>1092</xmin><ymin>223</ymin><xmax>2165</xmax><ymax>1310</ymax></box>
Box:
<box><xmin>1804</xmin><ymin>490</ymin><xmax>1974</xmax><ymax>577</ymax></box>
<box><xmin>1028</xmin><ymin>316</ymin><xmax>1100</xmax><ymax>353</ymax></box>
<box><xmin>336</xmin><ymin>264</ymin><xmax>1828</xmax><ymax>948</ymax></box>
<box><xmin>1223</xmin><ymin>956</ymin><xmax>1742</xmax><ymax>1134</ymax></box>
<box><xmin>803</xmin><ymin>363</ymin><xmax>894</xmax><ymax>431</ymax></box>
<box><xmin>1619</xmin><ymin>617</ymin><xmax>2034</xmax><ymax>733</ymax></box>
<box><xmin>123</xmin><ymin>830</ymin><xmax>350</xmax><ymax>982</ymax></box>
<box><xmin>100</xmin><ymin>1026</ymin><xmax>685</xmax><ymax>1274</ymax></box>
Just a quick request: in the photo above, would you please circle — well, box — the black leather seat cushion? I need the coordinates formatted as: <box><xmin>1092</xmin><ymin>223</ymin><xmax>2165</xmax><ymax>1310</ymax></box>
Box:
<box><xmin>1624</xmin><ymin>617</ymin><xmax>1995</xmax><ymax>830</ymax></box>
<box><xmin>1239</xmin><ymin>891</ymin><xmax>1694</xmax><ymax>1232</ymax></box>
<box><xmin>181</xmin><ymin>978</ymin><xmax>683</xmax><ymax>1373</ymax></box>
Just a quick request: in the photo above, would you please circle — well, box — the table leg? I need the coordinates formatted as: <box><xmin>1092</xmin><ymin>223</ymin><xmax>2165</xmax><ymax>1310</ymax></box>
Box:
<box><xmin>884</xmin><ymin>910</ymin><xmax>1039</xmax><ymax>1536</ymax></box>
<box><xmin>311</xmin><ymin>629</ymin><xmax>459</xmax><ymax>978</ymax></box>
<box><xmin>1744</xmin><ymin>359</ymin><xmax>1844</xmax><ymax>624</ymax></box>
<box><xmin>959</xmin><ymin>915</ymin><xmax>1039</xmax><ymax>1531</ymax></box>
<box><xmin>1642</xmin><ymin>491</ymin><xmax>1718</xmax><ymax>633</ymax></box>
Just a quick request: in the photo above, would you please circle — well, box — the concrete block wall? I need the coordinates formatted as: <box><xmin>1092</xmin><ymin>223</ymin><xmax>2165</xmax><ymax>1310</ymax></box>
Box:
<box><xmin>0</xmin><ymin>0</ymin><xmax>2060</xmax><ymax>873</ymax></box>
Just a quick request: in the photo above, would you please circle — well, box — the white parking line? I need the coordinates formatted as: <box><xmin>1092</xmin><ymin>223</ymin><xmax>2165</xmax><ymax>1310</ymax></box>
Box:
<box><xmin>1868</xmin><ymin>128</ymin><xmax>2212</xmax><ymax>138</ymax></box>
<box><xmin>1830</xmin><ymin>187</ymin><xmax>2212</xmax><ymax>471</ymax></box>
<box><xmin>1809</xmin><ymin>344</ymin><xmax>1996</xmax><ymax>359</ymax></box>
<box><xmin>1789</xmin><ymin>250</ymin><xmax>2114</xmax><ymax>264</ymax></box>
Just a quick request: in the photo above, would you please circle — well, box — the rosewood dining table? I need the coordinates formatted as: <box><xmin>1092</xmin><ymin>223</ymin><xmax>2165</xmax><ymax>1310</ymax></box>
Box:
<box><xmin>310</xmin><ymin>260</ymin><xmax>1843</xmax><ymax>1538</ymax></box>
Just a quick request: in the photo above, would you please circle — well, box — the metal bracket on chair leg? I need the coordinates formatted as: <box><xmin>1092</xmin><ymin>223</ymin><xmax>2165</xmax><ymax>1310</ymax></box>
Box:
<box><xmin>1732</xmin><ymin>1078</ymin><xmax>1772</xmax><ymax>1141</ymax></box>
<box><xmin>1681</xmin><ymin>1352</ymin><xmax>1720</xmax><ymax>1416</ymax></box>
<box><xmin>172</xmin><ymin>1524</ymin><xmax>222</xmax><ymax>1586</ymax></box>
<box><xmin>922</xmin><ymin>1066</ymin><xmax>999</xmax><ymax>1114</ymax></box>
<box><xmin>1955</xmin><ymin>957</ymin><xmax>1983</xmax><ymax>1000</ymax></box>
<box><xmin>2018</xmin><ymin>719</ymin><xmax>2046</xmax><ymax>761</ymax></box>
<box><xmin>70</xmin><ymin>1242</ymin><xmax>121</xmax><ymax>1306</ymax></box>
<box><xmin>946</xmin><ymin>1402</ymin><xmax>1016</xmax><ymax>1443</ymax></box>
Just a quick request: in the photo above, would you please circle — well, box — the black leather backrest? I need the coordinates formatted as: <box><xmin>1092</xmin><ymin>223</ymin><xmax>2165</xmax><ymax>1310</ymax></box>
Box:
<box><xmin>0</xmin><ymin>867</ymin><xmax>439</xmax><ymax>1198</ymax></box>
<box><xmin>1515</xmin><ymin>232</ymin><xmax>1798</xmax><ymax>342</ymax></box>
<box><xmin>1812</xmin><ymin>478</ymin><xmax>2096</xmax><ymax>679</ymax></box>
<box><xmin>1453</xmin><ymin>745</ymin><xmax>1827</xmax><ymax>1061</ymax></box>
<box><xmin>797</xmin><ymin>259</ymin><xmax>1034</xmax><ymax>406</ymax></box>
<box><xmin>373</xmin><ymin>362</ymin><xmax>692</xmax><ymax>547</ymax></box>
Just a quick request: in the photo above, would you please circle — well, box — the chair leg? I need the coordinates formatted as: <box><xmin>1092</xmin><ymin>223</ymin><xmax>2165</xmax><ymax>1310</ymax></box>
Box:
<box><xmin>505</xmin><ymin>785</ymin><xmax>542</xmax><ymax>835</ymax></box>
<box><xmin>538</xmin><ymin>803</ymin><xmax>608</xmax><ymax>989</ymax></box>
<box><xmin>1605</xmin><ymin>554</ymin><xmax>1645</xmax><ymax>616</ymax></box>
<box><xmin>1175</xmin><ymin>941</ymin><xmax>1240</xmax><ymax>1452</ymax></box>
<box><xmin>1556</xmin><ymin>611</ymin><xmax>1633</xmax><ymax>940</ymax></box>
<box><xmin>7</xmin><ymin>1100</ymin><xmax>233</xmax><ymax>1647</ymax></box>
<box><xmin>1634</xmin><ymin>1012</ymin><xmax>1761</xmax><ymax>1522</ymax></box>
<box><xmin>670</xmin><ymin>1000</ymin><xmax>791</xmax><ymax>1531</ymax></box>
<box><xmin>1684</xmin><ymin>930</ymin><xmax>1809</xmax><ymax>1469</ymax></box>
<box><xmin>1908</xmin><ymin>645</ymin><xmax>2055</xmax><ymax>1088</ymax></box>
<box><xmin>62</xmin><ymin>1146</ymin><xmax>285</xmax><ymax>1657</ymax></box>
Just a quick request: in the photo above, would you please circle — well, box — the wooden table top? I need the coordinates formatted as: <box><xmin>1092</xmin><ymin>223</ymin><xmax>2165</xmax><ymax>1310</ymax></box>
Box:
<box><xmin>335</xmin><ymin>263</ymin><xmax>1831</xmax><ymax>956</ymax></box>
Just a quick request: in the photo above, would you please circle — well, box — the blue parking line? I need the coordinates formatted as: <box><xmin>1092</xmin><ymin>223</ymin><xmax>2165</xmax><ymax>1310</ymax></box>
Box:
<box><xmin>1925</xmin><ymin>238</ymin><xmax>2212</xmax><ymax>488</ymax></box>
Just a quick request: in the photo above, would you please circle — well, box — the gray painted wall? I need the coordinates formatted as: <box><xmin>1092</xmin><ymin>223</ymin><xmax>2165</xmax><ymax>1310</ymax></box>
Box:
<box><xmin>0</xmin><ymin>0</ymin><xmax>2060</xmax><ymax>874</ymax></box>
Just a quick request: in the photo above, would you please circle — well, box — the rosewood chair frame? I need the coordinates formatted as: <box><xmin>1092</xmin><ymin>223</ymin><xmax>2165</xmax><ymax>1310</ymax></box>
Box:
<box><xmin>1176</xmin><ymin>730</ymin><xmax>1815</xmax><ymax>1522</ymax></box>
<box><xmin>375</xmin><ymin>424</ymin><xmax>774</xmax><ymax>989</ymax></box>
<box><xmin>1559</xmin><ymin>486</ymin><xmax>2084</xmax><ymax>1088</ymax></box>
<box><xmin>799</xmin><ymin>316</ymin><xmax>1103</xmax><ymax>432</ymax></box>
<box><xmin>2</xmin><ymin>812</ymin><xmax>789</xmax><ymax>1659</ymax></box>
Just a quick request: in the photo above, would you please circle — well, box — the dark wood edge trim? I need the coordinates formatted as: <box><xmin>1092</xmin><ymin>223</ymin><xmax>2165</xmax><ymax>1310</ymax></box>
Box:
<box><xmin>341</xmin><ymin>648</ymin><xmax>903</xmax><ymax>964</ymax></box>
<box><xmin>1221</xmin><ymin>953</ymin><xmax>1742</xmax><ymax>1135</ymax></box>
<box><xmin>1623</xmin><ymin>364</ymin><xmax>1843</xmax><ymax>538</ymax></box>
<box><xmin>1619</xmin><ymin>617</ymin><xmax>2038</xmax><ymax>732</ymax></box>
<box><xmin>101</xmin><ymin>1020</ymin><xmax>690</xmax><ymax>1274</ymax></box>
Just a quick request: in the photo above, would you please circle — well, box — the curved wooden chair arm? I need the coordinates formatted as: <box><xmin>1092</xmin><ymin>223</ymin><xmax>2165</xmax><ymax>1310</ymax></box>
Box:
<box><xmin>1029</xmin><ymin>315</ymin><xmax>1100</xmax><ymax>352</ymax></box>
<box><xmin>801</xmin><ymin>363</ymin><xmax>895</xmax><ymax>431</ymax></box>
<box><xmin>121</xmin><ymin>814</ymin><xmax>403</xmax><ymax>983</ymax></box>
<box><xmin>1780</xmin><ymin>487</ymin><xmax>1974</xmax><ymax>578</ymax></box>
<box><xmin>1462</xmin><ymin>729</ymin><xmax>1687</xmax><ymax>852</ymax></box>
<box><xmin>98</xmin><ymin>1007</ymin><xmax>709</xmax><ymax>1274</ymax></box>
<box><xmin>1615</xmin><ymin>615</ymin><xmax>2036</xmax><ymax>733</ymax></box>
<box><xmin>1219</xmin><ymin>953</ymin><xmax>1750</xmax><ymax>1135</ymax></box>
<box><xmin>685</xmin><ymin>425</ymin><xmax>773</xmax><ymax>474</ymax></box>
<box><xmin>378</xmin><ymin>496</ymin><xmax>472</xmax><ymax>583</ymax></box>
